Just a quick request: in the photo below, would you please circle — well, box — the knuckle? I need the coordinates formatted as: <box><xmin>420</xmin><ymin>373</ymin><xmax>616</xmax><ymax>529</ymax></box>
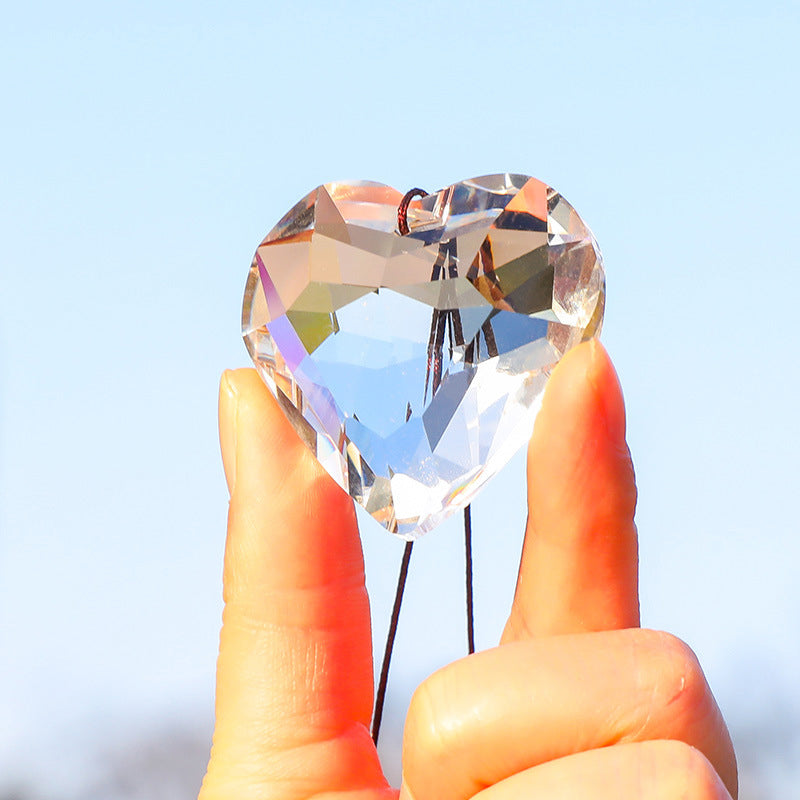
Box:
<box><xmin>644</xmin><ymin>630</ymin><xmax>708</xmax><ymax>716</ymax></box>
<box><xmin>653</xmin><ymin>740</ymin><xmax>729</xmax><ymax>799</ymax></box>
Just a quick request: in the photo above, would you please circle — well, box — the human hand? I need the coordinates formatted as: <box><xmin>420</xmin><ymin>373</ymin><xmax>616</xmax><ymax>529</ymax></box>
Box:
<box><xmin>198</xmin><ymin>340</ymin><xmax>737</xmax><ymax>800</ymax></box>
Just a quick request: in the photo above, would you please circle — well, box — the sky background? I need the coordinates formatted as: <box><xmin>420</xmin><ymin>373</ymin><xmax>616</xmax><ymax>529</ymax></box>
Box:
<box><xmin>1</xmin><ymin>1</ymin><xmax>798</xmax><ymax>797</ymax></box>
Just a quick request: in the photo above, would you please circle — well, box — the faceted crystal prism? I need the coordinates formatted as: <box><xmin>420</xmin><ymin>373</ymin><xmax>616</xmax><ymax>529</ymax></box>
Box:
<box><xmin>242</xmin><ymin>175</ymin><xmax>604</xmax><ymax>539</ymax></box>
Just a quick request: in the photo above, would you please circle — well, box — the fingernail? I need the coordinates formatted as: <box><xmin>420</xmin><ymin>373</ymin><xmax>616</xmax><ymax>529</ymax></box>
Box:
<box><xmin>219</xmin><ymin>370</ymin><xmax>238</xmax><ymax>495</ymax></box>
<box><xmin>587</xmin><ymin>339</ymin><xmax>626</xmax><ymax>445</ymax></box>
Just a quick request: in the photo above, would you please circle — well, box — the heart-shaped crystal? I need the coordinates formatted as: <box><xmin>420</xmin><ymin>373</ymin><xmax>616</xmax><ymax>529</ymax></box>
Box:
<box><xmin>242</xmin><ymin>174</ymin><xmax>604</xmax><ymax>538</ymax></box>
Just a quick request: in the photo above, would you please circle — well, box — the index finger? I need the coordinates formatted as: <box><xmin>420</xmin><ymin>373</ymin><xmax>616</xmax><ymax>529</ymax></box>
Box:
<box><xmin>502</xmin><ymin>339</ymin><xmax>639</xmax><ymax>642</ymax></box>
<box><xmin>201</xmin><ymin>369</ymin><xmax>388</xmax><ymax>799</ymax></box>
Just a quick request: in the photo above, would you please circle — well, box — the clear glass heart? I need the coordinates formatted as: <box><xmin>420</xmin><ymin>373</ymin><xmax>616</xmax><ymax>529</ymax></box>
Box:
<box><xmin>242</xmin><ymin>174</ymin><xmax>604</xmax><ymax>538</ymax></box>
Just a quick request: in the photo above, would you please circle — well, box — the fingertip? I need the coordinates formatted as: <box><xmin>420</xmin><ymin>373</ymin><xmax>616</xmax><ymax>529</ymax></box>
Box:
<box><xmin>528</xmin><ymin>339</ymin><xmax>630</xmax><ymax>488</ymax></box>
<box><xmin>537</xmin><ymin>340</ymin><xmax>596</xmax><ymax>427</ymax></box>
<box><xmin>526</xmin><ymin>340</ymin><xmax>595</xmax><ymax>483</ymax></box>
<box><xmin>586</xmin><ymin>339</ymin><xmax>627</xmax><ymax>446</ymax></box>
<box><xmin>229</xmin><ymin>369</ymin><xmax>330</xmax><ymax>502</ymax></box>
<box><xmin>218</xmin><ymin>368</ymin><xmax>363</xmax><ymax>621</ymax></box>
<box><xmin>219</xmin><ymin>368</ymin><xmax>278</xmax><ymax>496</ymax></box>
<box><xmin>222</xmin><ymin>367</ymin><xmax>270</xmax><ymax>413</ymax></box>
<box><xmin>534</xmin><ymin>339</ymin><xmax>637</xmax><ymax>528</ymax></box>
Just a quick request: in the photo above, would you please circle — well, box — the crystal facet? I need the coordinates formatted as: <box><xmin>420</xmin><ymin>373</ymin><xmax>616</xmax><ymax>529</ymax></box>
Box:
<box><xmin>242</xmin><ymin>175</ymin><xmax>605</xmax><ymax>539</ymax></box>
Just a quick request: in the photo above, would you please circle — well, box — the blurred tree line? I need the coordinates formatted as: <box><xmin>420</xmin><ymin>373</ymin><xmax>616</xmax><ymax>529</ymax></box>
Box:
<box><xmin>1</xmin><ymin>711</ymin><xmax>798</xmax><ymax>800</ymax></box>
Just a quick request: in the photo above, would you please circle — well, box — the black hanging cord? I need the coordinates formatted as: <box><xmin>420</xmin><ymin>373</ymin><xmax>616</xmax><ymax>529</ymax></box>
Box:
<box><xmin>464</xmin><ymin>505</ymin><xmax>475</xmax><ymax>654</ymax></box>
<box><xmin>372</xmin><ymin>540</ymin><xmax>414</xmax><ymax>744</ymax></box>
<box><xmin>372</xmin><ymin>188</ymin><xmax>431</xmax><ymax>746</ymax></box>
<box><xmin>373</xmin><ymin>187</ymin><xmax>477</xmax><ymax>746</ymax></box>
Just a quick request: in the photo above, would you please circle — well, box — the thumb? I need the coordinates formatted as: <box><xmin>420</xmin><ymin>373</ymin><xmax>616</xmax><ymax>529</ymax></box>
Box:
<box><xmin>502</xmin><ymin>340</ymin><xmax>639</xmax><ymax>642</ymax></box>
<box><xmin>200</xmin><ymin>369</ymin><xmax>390</xmax><ymax>800</ymax></box>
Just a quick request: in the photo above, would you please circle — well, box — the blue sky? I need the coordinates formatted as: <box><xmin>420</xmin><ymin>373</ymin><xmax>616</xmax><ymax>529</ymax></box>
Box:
<box><xmin>1</xmin><ymin>0</ymin><xmax>799</xmax><ymax>794</ymax></box>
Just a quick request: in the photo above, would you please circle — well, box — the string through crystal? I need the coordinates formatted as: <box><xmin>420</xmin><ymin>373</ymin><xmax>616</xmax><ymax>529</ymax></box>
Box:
<box><xmin>372</xmin><ymin>189</ymin><xmax>477</xmax><ymax>745</ymax></box>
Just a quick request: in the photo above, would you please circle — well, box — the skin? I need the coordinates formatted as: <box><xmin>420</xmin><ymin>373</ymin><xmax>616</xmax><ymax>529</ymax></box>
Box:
<box><xmin>198</xmin><ymin>339</ymin><xmax>738</xmax><ymax>800</ymax></box>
